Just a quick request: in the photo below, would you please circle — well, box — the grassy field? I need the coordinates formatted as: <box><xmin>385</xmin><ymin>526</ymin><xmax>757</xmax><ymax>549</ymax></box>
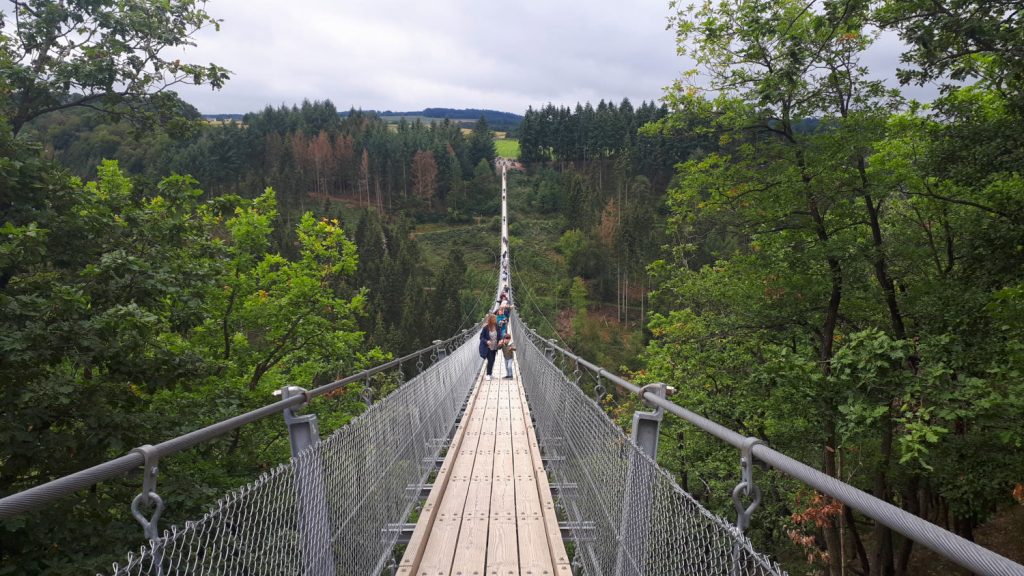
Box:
<box><xmin>495</xmin><ymin>138</ymin><xmax>520</xmax><ymax>159</ymax></box>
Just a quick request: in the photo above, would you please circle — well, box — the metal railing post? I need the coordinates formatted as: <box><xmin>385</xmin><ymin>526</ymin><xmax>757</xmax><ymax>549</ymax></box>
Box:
<box><xmin>433</xmin><ymin>339</ymin><xmax>447</xmax><ymax>361</ymax></box>
<box><xmin>615</xmin><ymin>383</ymin><xmax>667</xmax><ymax>576</ymax></box>
<box><xmin>277</xmin><ymin>386</ymin><xmax>336</xmax><ymax>576</ymax></box>
<box><xmin>631</xmin><ymin>383</ymin><xmax>666</xmax><ymax>459</ymax></box>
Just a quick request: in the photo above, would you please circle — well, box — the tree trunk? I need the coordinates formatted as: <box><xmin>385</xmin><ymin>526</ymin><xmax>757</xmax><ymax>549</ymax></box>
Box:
<box><xmin>809</xmin><ymin>191</ymin><xmax>845</xmax><ymax>576</ymax></box>
<box><xmin>859</xmin><ymin>183</ymin><xmax>906</xmax><ymax>341</ymax></box>
<box><xmin>618</xmin><ymin>270</ymin><xmax>626</xmax><ymax>325</ymax></box>
<box><xmin>676</xmin><ymin>429</ymin><xmax>688</xmax><ymax>493</ymax></box>
<box><xmin>895</xmin><ymin>475</ymin><xmax>920</xmax><ymax>576</ymax></box>
<box><xmin>871</xmin><ymin>410</ymin><xmax>895</xmax><ymax>576</ymax></box>
<box><xmin>844</xmin><ymin>504</ymin><xmax>872</xmax><ymax>576</ymax></box>
<box><xmin>227</xmin><ymin>428</ymin><xmax>242</xmax><ymax>456</ymax></box>
<box><xmin>823</xmin><ymin>428</ymin><xmax>846</xmax><ymax>576</ymax></box>
<box><xmin>223</xmin><ymin>280</ymin><xmax>238</xmax><ymax>360</ymax></box>
<box><xmin>953</xmin><ymin>514</ymin><xmax>976</xmax><ymax>542</ymax></box>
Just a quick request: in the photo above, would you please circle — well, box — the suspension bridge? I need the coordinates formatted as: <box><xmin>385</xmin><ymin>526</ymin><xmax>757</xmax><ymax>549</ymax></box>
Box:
<box><xmin>1</xmin><ymin>167</ymin><xmax>1023</xmax><ymax>576</ymax></box>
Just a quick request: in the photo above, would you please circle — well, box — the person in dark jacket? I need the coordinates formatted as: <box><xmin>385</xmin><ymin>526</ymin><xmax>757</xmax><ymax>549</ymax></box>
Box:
<box><xmin>479</xmin><ymin>314</ymin><xmax>499</xmax><ymax>380</ymax></box>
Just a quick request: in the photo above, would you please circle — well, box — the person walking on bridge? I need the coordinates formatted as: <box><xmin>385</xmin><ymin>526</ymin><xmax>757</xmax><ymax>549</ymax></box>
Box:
<box><xmin>500</xmin><ymin>334</ymin><xmax>516</xmax><ymax>379</ymax></box>
<box><xmin>496</xmin><ymin>304</ymin><xmax>510</xmax><ymax>339</ymax></box>
<box><xmin>479</xmin><ymin>314</ymin><xmax>499</xmax><ymax>380</ymax></box>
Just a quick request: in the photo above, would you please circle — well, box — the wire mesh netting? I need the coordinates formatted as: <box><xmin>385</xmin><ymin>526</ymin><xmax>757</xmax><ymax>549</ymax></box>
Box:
<box><xmin>106</xmin><ymin>334</ymin><xmax>480</xmax><ymax>576</ymax></box>
<box><xmin>511</xmin><ymin>317</ymin><xmax>786</xmax><ymax>576</ymax></box>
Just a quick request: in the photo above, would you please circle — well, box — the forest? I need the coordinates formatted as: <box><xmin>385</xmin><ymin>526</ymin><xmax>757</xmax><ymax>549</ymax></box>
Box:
<box><xmin>2</xmin><ymin>0</ymin><xmax>1024</xmax><ymax>575</ymax></box>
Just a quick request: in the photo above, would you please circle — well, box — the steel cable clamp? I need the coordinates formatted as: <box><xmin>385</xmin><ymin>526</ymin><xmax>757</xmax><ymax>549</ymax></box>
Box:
<box><xmin>274</xmin><ymin>385</ymin><xmax>312</xmax><ymax>407</ymax></box>
<box><xmin>732</xmin><ymin>436</ymin><xmax>765</xmax><ymax>533</ymax></box>
<box><xmin>129</xmin><ymin>444</ymin><xmax>164</xmax><ymax>541</ymax></box>
<box><xmin>360</xmin><ymin>374</ymin><xmax>374</xmax><ymax>405</ymax></box>
<box><xmin>593</xmin><ymin>370</ymin><xmax>606</xmax><ymax>402</ymax></box>
<box><xmin>637</xmin><ymin>383</ymin><xmax>667</xmax><ymax>417</ymax></box>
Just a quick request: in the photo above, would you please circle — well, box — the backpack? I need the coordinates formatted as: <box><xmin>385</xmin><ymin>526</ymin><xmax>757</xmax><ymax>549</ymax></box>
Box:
<box><xmin>478</xmin><ymin>331</ymin><xmax>489</xmax><ymax>358</ymax></box>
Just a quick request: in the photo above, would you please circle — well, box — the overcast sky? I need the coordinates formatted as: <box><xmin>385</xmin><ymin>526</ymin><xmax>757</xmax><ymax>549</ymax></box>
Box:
<box><xmin>173</xmin><ymin>0</ymin><xmax>934</xmax><ymax>115</ymax></box>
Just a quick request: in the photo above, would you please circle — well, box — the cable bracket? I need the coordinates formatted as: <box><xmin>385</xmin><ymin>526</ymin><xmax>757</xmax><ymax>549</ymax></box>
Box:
<box><xmin>731</xmin><ymin>436</ymin><xmax>765</xmax><ymax>533</ymax></box>
<box><xmin>130</xmin><ymin>444</ymin><xmax>164</xmax><ymax>541</ymax></box>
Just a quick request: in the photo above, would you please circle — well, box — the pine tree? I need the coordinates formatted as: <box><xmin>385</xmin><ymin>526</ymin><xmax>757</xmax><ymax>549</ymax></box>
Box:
<box><xmin>467</xmin><ymin>116</ymin><xmax>497</xmax><ymax>171</ymax></box>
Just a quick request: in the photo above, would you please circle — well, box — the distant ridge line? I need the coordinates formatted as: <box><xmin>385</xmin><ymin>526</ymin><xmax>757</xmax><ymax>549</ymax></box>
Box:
<box><xmin>202</xmin><ymin>108</ymin><xmax>523</xmax><ymax>126</ymax></box>
<box><xmin>344</xmin><ymin>107</ymin><xmax>523</xmax><ymax>126</ymax></box>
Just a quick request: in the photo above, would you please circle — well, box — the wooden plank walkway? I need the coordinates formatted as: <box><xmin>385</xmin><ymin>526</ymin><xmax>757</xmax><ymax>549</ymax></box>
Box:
<box><xmin>398</xmin><ymin>355</ymin><xmax>571</xmax><ymax>576</ymax></box>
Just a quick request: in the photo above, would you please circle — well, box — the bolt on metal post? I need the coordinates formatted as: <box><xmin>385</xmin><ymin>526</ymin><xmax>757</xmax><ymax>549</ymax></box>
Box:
<box><xmin>276</xmin><ymin>386</ymin><xmax>336</xmax><ymax>576</ymax></box>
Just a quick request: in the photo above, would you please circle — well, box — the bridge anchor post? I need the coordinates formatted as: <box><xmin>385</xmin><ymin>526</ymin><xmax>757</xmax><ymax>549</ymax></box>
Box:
<box><xmin>276</xmin><ymin>386</ymin><xmax>337</xmax><ymax>576</ymax></box>
<box><xmin>615</xmin><ymin>382</ymin><xmax>667</xmax><ymax>576</ymax></box>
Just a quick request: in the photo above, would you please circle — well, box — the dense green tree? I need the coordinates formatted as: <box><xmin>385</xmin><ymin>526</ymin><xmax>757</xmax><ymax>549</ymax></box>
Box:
<box><xmin>464</xmin><ymin>159</ymin><xmax>499</xmax><ymax>215</ymax></box>
<box><xmin>876</xmin><ymin>0</ymin><xmax>1024</xmax><ymax>111</ymax></box>
<box><xmin>0</xmin><ymin>158</ymin><xmax>373</xmax><ymax>574</ymax></box>
<box><xmin>0</xmin><ymin>0</ymin><xmax>229</xmax><ymax>135</ymax></box>
<box><xmin>431</xmin><ymin>249</ymin><xmax>468</xmax><ymax>339</ymax></box>
<box><xmin>466</xmin><ymin>116</ymin><xmax>496</xmax><ymax>173</ymax></box>
<box><xmin>644</xmin><ymin>0</ymin><xmax>1024</xmax><ymax>574</ymax></box>
<box><xmin>556</xmin><ymin>229</ymin><xmax>604</xmax><ymax>280</ymax></box>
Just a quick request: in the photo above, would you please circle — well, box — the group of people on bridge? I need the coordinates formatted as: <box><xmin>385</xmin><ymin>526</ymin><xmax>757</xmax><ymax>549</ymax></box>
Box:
<box><xmin>481</xmin><ymin>188</ymin><xmax>514</xmax><ymax>384</ymax></box>
<box><xmin>479</xmin><ymin>286</ymin><xmax>514</xmax><ymax>381</ymax></box>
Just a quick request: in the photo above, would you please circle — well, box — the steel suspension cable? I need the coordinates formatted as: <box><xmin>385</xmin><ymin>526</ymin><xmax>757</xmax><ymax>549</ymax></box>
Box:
<box><xmin>0</xmin><ymin>327</ymin><xmax>477</xmax><ymax>519</ymax></box>
<box><xmin>521</xmin><ymin>324</ymin><xmax>1024</xmax><ymax>576</ymax></box>
<box><xmin>508</xmin><ymin>253</ymin><xmax>574</xmax><ymax>353</ymax></box>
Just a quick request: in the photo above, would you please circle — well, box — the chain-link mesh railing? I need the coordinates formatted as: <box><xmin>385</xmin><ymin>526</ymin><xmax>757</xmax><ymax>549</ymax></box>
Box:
<box><xmin>511</xmin><ymin>318</ymin><xmax>785</xmax><ymax>576</ymax></box>
<box><xmin>106</xmin><ymin>334</ymin><xmax>482</xmax><ymax>576</ymax></box>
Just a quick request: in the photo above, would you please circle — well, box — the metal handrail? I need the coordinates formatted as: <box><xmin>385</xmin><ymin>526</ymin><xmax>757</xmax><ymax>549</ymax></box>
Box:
<box><xmin>0</xmin><ymin>326</ymin><xmax>478</xmax><ymax>519</ymax></box>
<box><xmin>519</xmin><ymin>320</ymin><xmax>1024</xmax><ymax>576</ymax></box>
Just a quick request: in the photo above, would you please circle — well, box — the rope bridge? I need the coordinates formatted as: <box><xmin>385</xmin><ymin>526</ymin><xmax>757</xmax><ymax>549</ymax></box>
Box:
<box><xmin>1</xmin><ymin>166</ymin><xmax>1022</xmax><ymax>576</ymax></box>
<box><xmin>512</xmin><ymin>317</ymin><xmax>780</xmax><ymax>576</ymax></box>
<box><xmin>109</xmin><ymin>330</ymin><xmax>483</xmax><ymax>576</ymax></box>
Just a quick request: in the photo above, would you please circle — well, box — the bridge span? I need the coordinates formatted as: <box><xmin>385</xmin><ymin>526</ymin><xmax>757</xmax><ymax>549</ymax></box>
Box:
<box><xmin>398</xmin><ymin>362</ymin><xmax>571</xmax><ymax>576</ymax></box>
<box><xmin>1</xmin><ymin>166</ymin><xmax>1022</xmax><ymax>576</ymax></box>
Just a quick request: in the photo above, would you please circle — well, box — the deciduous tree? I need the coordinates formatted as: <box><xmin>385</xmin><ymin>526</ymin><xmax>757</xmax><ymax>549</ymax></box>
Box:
<box><xmin>1</xmin><ymin>0</ymin><xmax>230</xmax><ymax>135</ymax></box>
<box><xmin>410</xmin><ymin>149</ymin><xmax>438</xmax><ymax>210</ymax></box>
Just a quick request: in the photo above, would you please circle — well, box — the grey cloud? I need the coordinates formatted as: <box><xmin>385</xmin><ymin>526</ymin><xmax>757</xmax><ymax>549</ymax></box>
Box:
<box><xmin>174</xmin><ymin>0</ymin><xmax>683</xmax><ymax>114</ymax></box>
<box><xmin>172</xmin><ymin>0</ymin><xmax>932</xmax><ymax>115</ymax></box>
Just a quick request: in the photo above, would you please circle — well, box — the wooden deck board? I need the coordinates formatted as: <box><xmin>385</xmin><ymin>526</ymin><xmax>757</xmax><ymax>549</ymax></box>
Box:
<box><xmin>451</xmin><ymin>373</ymin><xmax>499</xmax><ymax>573</ymax></box>
<box><xmin>487</xmin><ymin>379</ymin><xmax>519</xmax><ymax>575</ymax></box>
<box><xmin>399</xmin><ymin>355</ymin><xmax>571</xmax><ymax>576</ymax></box>
<box><xmin>509</xmin><ymin>372</ymin><xmax>554</xmax><ymax>575</ymax></box>
<box><xmin>515</xmin><ymin>371</ymin><xmax>573</xmax><ymax>575</ymax></box>
<box><xmin>399</xmin><ymin>365</ymin><xmax>487</xmax><ymax>576</ymax></box>
<box><xmin>418</xmin><ymin>375</ymin><xmax>494</xmax><ymax>574</ymax></box>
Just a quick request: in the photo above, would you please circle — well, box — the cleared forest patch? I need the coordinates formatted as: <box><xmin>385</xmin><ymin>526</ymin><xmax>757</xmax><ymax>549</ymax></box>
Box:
<box><xmin>495</xmin><ymin>138</ymin><xmax>520</xmax><ymax>158</ymax></box>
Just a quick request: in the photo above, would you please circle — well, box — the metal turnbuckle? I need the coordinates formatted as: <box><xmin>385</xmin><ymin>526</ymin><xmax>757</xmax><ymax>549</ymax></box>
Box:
<box><xmin>130</xmin><ymin>444</ymin><xmax>165</xmax><ymax>542</ymax></box>
<box><xmin>731</xmin><ymin>436</ymin><xmax>765</xmax><ymax>533</ymax></box>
